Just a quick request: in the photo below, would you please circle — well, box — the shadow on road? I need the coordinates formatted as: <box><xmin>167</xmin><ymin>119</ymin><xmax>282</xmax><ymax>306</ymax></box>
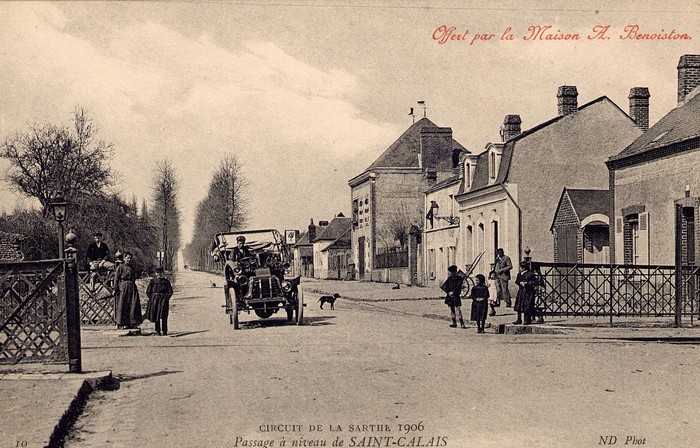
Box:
<box><xmin>168</xmin><ymin>330</ymin><xmax>210</xmax><ymax>338</ymax></box>
<box><xmin>119</xmin><ymin>370</ymin><xmax>184</xmax><ymax>383</ymax></box>
<box><xmin>237</xmin><ymin>315</ymin><xmax>337</xmax><ymax>329</ymax></box>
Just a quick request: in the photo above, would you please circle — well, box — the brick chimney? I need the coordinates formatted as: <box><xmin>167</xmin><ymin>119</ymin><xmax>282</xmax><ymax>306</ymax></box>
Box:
<box><xmin>557</xmin><ymin>86</ymin><xmax>578</xmax><ymax>116</ymax></box>
<box><xmin>420</xmin><ymin>127</ymin><xmax>453</xmax><ymax>173</ymax></box>
<box><xmin>307</xmin><ymin>219</ymin><xmax>316</xmax><ymax>243</ymax></box>
<box><xmin>628</xmin><ymin>87</ymin><xmax>650</xmax><ymax>132</ymax></box>
<box><xmin>500</xmin><ymin>114</ymin><xmax>522</xmax><ymax>141</ymax></box>
<box><xmin>678</xmin><ymin>54</ymin><xmax>700</xmax><ymax>104</ymax></box>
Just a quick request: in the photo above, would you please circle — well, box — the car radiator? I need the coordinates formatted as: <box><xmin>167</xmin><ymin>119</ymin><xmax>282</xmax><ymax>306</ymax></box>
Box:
<box><xmin>250</xmin><ymin>277</ymin><xmax>282</xmax><ymax>299</ymax></box>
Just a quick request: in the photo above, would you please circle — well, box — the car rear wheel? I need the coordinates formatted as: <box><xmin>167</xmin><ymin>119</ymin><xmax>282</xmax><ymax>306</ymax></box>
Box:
<box><xmin>296</xmin><ymin>286</ymin><xmax>304</xmax><ymax>325</ymax></box>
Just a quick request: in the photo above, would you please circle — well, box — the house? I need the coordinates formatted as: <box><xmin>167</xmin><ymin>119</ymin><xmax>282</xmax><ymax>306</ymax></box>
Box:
<box><xmin>551</xmin><ymin>188</ymin><xmax>613</xmax><ymax>263</ymax></box>
<box><xmin>313</xmin><ymin>214</ymin><xmax>351</xmax><ymax>279</ymax></box>
<box><xmin>423</xmin><ymin>166</ymin><xmax>461</xmax><ymax>286</ymax></box>
<box><xmin>607</xmin><ymin>55</ymin><xmax>700</xmax><ymax>266</ymax></box>
<box><xmin>455</xmin><ymin>86</ymin><xmax>643</xmax><ymax>276</ymax></box>
<box><xmin>321</xmin><ymin>228</ymin><xmax>352</xmax><ymax>280</ymax></box>
<box><xmin>348</xmin><ymin>117</ymin><xmax>468</xmax><ymax>283</ymax></box>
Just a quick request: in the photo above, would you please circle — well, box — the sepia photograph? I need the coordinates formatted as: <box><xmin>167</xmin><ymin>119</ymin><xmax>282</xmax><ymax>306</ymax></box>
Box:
<box><xmin>0</xmin><ymin>1</ymin><xmax>699</xmax><ymax>447</ymax></box>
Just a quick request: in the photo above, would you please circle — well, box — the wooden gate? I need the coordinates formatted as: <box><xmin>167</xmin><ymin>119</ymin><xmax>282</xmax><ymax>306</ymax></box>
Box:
<box><xmin>0</xmin><ymin>258</ymin><xmax>81</xmax><ymax>370</ymax></box>
<box><xmin>79</xmin><ymin>269</ymin><xmax>116</xmax><ymax>325</ymax></box>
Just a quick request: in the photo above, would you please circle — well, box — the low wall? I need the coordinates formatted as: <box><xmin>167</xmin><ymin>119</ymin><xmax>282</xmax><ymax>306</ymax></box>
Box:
<box><xmin>370</xmin><ymin>267</ymin><xmax>410</xmax><ymax>284</ymax></box>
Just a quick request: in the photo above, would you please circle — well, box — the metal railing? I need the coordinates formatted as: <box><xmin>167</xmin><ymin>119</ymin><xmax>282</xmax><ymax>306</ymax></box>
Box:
<box><xmin>533</xmin><ymin>262</ymin><xmax>700</xmax><ymax>325</ymax></box>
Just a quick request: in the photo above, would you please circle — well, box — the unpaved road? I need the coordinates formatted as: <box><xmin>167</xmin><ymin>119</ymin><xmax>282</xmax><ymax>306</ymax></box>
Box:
<box><xmin>66</xmin><ymin>269</ymin><xmax>700</xmax><ymax>447</ymax></box>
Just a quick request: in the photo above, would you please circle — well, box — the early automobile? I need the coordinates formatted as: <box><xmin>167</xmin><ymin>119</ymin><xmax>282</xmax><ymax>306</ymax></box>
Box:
<box><xmin>212</xmin><ymin>229</ymin><xmax>304</xmax><ymax>329</ymax></box>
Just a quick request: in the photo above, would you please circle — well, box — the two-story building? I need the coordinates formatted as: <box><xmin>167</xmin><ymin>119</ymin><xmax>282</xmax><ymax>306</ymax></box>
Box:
<box><xmin>455</xmin><ymin>86</ymin><xmax>642</xmax><ymax>276</ymax></box>
<box><xmin>348</xmin><ymin>117</ymin><xmax>468</xmax><ymax>282</ymax></box>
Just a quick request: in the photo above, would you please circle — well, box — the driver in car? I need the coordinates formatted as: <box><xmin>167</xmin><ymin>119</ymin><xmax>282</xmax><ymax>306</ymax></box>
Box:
<box><xmin>232</xmin><ymin>235</ymin><xmax>253</xmax><ymax>261</ymax></box>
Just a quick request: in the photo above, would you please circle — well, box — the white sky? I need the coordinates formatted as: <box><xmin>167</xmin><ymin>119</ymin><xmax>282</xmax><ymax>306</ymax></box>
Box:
<box><xmin>1</xmin><ymin>1</ymin><xmax>698</xmax><ymax>243</ymax></box>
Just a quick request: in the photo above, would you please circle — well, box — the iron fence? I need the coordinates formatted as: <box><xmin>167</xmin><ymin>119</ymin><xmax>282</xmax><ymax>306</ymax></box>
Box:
<box><xmin>533</xmin><ymin>262</ymin><xmax>700</xmax><ymax>324</ymax></box>
<box><xmin>374</xmin><ymin>247</ymin><xmax>408</xmax><ymax>269</ymax></box>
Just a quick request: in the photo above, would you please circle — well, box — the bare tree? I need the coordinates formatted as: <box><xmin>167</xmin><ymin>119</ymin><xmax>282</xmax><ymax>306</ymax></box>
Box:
<box><xmin>386</xmin><ymin>202</ymin><xmax>414</xmax><ymax>248</ymax></box>
<box><xmin>186</xmin><ymin>154</ymin><xmax>249</xmax><ymax>269</ymax></box>
<box><xmin>210</xmin><ymin>155</ymin><xmax>250</xmax><ymax>232</ymax></box>
<box><xmin>0</xmin><ymin>107</ymin><xmax>113</xmax><ymax>215</ymax></box>
<box><xmin>152</xmin><ymin>159</ymin><xmax>181</xmax><ymax>271</ymax></box>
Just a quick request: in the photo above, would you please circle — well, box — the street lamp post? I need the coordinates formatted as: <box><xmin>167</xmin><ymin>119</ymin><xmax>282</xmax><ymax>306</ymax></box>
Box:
<box><xmin>51</xmin><ymin>197</ymin><xmax>69</xmax><ymax>258</ymax></box>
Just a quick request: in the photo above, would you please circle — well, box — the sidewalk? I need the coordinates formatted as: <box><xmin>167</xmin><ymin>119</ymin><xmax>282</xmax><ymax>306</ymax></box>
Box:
<box><xmin>0</xmin><ymin>368</ymin><xmax>116</xmax><ymax>447</ymax></box>
<box><xmin>301</xmin><ymin>276</ymin><xmax>700</xmax><ymax>337</ymax></box>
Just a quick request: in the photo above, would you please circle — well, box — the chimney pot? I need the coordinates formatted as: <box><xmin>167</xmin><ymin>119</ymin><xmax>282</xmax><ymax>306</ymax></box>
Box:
<box><xmin>501</xmin><ymin>114</ymin><xmax>522</xmax><ymax>141</ymax></box>
<box><xmin>557</xmin><ymin>86</ymin><xmax>578</xmax><ymax>116</ymax></box>
<box><xmin>678</xmin><ymin>54</ymin><xmax>700</xmax><ymax>104</ymax></box>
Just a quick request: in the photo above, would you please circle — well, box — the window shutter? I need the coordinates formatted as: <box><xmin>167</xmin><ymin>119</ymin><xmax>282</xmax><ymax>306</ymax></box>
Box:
<box><xmin>638</xmin><ymin>212</ymin><xmax>650</xmax><ymax>264</ymax></box>
<box><xmin>615</xmin><ymin>216</ymin><xmax>624</xmax><ymax>264</ymax></box>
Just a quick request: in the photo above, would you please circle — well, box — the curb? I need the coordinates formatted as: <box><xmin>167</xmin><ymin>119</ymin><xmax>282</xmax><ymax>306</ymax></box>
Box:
<box><xmin>47</xmin><ymin>371</ymin><xmax>119</xmax><ymax>448</ymax></box>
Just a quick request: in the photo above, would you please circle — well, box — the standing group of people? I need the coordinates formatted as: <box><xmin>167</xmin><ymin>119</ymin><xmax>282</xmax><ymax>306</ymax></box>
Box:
<box><xmin>441</xmin><ymin>247</ymin><xmax>543</xmax><ymax>332</ymax></box>
<box><xmin>86</xmin><ymin>231</ymin><xmax>173</xmax><ymax>335</ymax></box>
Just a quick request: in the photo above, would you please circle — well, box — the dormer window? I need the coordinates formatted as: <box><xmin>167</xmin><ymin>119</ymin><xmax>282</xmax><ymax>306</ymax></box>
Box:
<box><xmin>464</xmin><ymin>161</ymin><xmax>471</xmax><ymax>189</ymax></box>
<box><xmin>488</xmin><ymin>148</ymin><xmax>501</xmax><ymax>183</ymax></box>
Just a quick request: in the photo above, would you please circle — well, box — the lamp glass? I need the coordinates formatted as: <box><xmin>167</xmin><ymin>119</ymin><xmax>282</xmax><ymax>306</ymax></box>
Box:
<box><xmin>52</xmin><ymin>202</ymin><xmax>67</xmax><ymax>222</ymax></box>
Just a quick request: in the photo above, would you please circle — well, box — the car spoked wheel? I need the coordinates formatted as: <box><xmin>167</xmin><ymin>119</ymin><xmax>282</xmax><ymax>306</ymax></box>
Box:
<box><xmin>229</xmin><ymin>286</ymin><xmax>240</xmax><ymax>330</ymax></box>
<box><xmin>296</xmin><ymin>286</ymin><xmax>304</xmax><ymax>325</ymax></box>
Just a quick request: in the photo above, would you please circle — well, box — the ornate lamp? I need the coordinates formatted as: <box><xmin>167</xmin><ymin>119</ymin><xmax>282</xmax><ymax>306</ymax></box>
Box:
<box><xmin>50</xmin><ymin>196</ymin><xmax>69</xmax><ymax>257</ymax></box>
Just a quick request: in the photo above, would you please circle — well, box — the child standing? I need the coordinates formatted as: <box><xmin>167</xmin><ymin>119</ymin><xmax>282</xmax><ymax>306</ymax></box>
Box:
<box><xmin>470</xmin><ymin>274</ymin><xmax>490</xmax><ymax>333</ymax></box>
<box><xmin>146</xmin><ymin>268</ymin><xmax>174</xmax><ymax>336</ymax></box>
<box><xmin>487</xmin><ymin>270</ymin><xmax>500</xmax><ymax>316</ymax></box>
<box><xmin>441</xmin><ymin>265</ymin><xmax>466</xmax><ymax>328</ymax></box>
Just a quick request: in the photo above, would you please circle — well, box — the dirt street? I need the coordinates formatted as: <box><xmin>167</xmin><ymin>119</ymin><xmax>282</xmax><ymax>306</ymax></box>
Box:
<box><xmin>66</xmin><ymin>269</ymin><xmax>700</xmax><ymax>447</ymax></box>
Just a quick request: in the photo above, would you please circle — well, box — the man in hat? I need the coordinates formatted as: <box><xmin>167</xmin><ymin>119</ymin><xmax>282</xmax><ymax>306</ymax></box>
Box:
<box><xmin>494</xmin><ymin>248</ymin><xmax>513</xmax><ymax>307</ymax></box>
<box><xmin>87</xmin><ymin>232</ymin><xmax>112</xmax><ymax>270</ymax></box>
<box><xmin>231</xmin><ymin>235</ymin><xmax>253</xmax><ymax>261</ymax></box>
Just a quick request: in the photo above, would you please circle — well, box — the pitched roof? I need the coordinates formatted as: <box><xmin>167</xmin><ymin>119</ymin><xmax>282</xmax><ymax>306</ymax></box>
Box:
<box><xmin>425</xmin><ymin>174</ymin><xmax>460</xmax><ymax>193</ymax></box>
<box><xmin>550</xmin><ymin>188</ymin><xmax>612</xmax><ymax>230</ymax></box>
<box><xmin>465</xmin><ymin>96</ymin><xmax>630</xmax><ymax>194</ymax></box>
<box><xmin>608</xmin><ymin>88</ymin><xmax>700</xmax><ymax>163</ymax></box>
<box><xmin>321</xmin><ymin>228</ymin><xmax>352</xmax><ymax>252</ymax></box>
<box><xmin>364</xmin><ymin>117</ymin><xmax>469</xmax><ymax>171</ymax></box>
<box><xmin>293</xmin><ymin>231</ymin><xmax>312</xmax><ymax>247</ymax></box>
<box><xmin>566</xmin><ymin>188</ymin><xmax>613</xmax><ymax>219</ymax></box>
<box><xmin>314</xmin><ymin>217</ymin><xmax>352</xmax><ymax>241</ymax></box>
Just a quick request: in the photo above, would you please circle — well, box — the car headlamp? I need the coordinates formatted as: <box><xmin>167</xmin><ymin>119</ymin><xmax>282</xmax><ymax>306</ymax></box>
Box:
<box><xmin>283</xmin><ymin>262</ymin><xmax>290</xmax><ymax>270</ymax></box>
<box><xmin>233</xmin><ymin>265</ymin><xmax>242</xmax><ymax>274</ymax></box>
<box><xmin>281</xmin><ymin>281</ymin><xmax>292</xmax><ymax>292</ymax></box>
<box><xmin>236</xmin><ymin>274</ymin><xmax>248</xmax><ymax>285</ymax></box>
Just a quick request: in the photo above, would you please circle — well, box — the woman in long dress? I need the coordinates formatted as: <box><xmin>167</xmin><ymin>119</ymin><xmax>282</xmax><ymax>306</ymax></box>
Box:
<box><xmin>114</xmin><ymin>252</ymin><xmax>143</xmax><ymax>329</ymax></box>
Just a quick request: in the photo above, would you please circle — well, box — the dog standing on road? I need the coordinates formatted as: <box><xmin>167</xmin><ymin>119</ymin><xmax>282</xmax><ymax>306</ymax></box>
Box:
<box><xmin>319</xmin><ymin>293</ymin><xmax>341</xmax><ymax>310</ymax></box>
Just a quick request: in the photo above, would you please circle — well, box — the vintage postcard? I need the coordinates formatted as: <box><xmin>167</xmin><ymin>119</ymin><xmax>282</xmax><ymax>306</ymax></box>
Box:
<box><xmin>0</xmin><ymin>1</ymin><xmax>699</xmax><ymax>447</ymax></box>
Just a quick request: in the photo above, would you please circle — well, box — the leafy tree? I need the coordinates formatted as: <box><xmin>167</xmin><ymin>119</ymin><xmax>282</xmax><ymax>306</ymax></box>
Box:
<box><xmin>0</xmin><ymin>107</ymin><xmax>113</xmax><ymax>215</ymax></box>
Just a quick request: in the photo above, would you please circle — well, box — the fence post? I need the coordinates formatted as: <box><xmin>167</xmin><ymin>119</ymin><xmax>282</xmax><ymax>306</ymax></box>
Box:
<box><xmin>674</xmin><ymin>203</ymin><xmax>683</xmax><ymax>327</ymax></box>
<box><xmin>609</xmin><ymin>264</ymin><xmax>614</xmax><ymax>326</ymax></box>
<box><xmin>64</xmin><ymin>231</ymin><xmax>82</xmax><ymax>373</ymax></box>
